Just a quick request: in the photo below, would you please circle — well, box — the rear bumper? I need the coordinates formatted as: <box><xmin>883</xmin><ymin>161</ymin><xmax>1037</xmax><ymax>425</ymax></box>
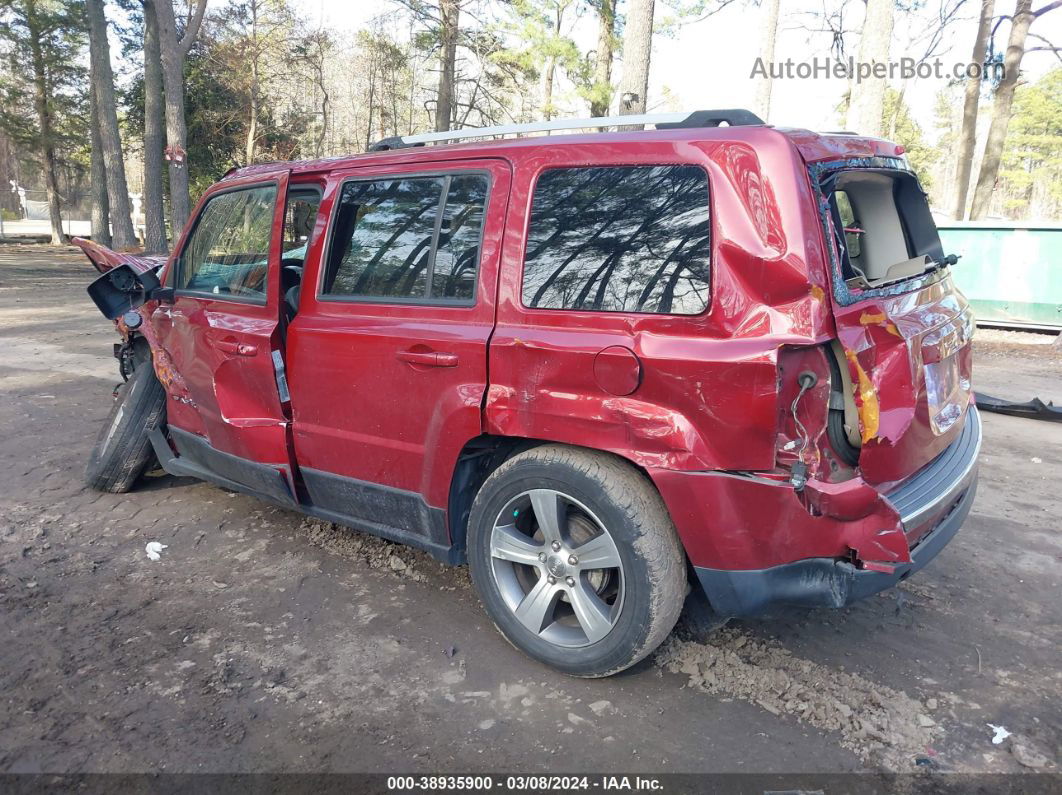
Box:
<box><xmin>693</xmin><ymin>476</ymin><xmax>976</xmax><ymax>616</ymax></box>
<box><xmin>661</xmin><ymin>407</ymin><xmax>982</xmax><ymax>617</ymax></box>
<box><xmin>886</xmin><ymin>406</ymin><xmax>982</xmax><ymax>534</ymax></box>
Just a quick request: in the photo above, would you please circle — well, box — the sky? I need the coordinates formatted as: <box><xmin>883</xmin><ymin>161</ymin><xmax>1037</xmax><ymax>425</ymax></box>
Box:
<box><xmin>293</xmin><ymin>0</ymin><xmax>1062</xmax><ymax>140</ymax></box>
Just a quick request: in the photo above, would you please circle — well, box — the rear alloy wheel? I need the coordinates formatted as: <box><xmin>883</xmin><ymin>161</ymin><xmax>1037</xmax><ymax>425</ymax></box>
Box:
<box><xmin>468</xmin><ymin>445</ymin><xmax>686</xmax><ymax>677</ymax></box>
<box><xmin>490</xmin><ymin>489</ymin><xmax>624</xmax><ymax>648</ymax></box>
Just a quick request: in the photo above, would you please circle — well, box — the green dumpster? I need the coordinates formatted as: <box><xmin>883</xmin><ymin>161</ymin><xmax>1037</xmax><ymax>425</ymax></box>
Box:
<box><xmin>935</xmin><ymin>222</ymin><xmax>1062</xmax><ymax>330</ymax></box>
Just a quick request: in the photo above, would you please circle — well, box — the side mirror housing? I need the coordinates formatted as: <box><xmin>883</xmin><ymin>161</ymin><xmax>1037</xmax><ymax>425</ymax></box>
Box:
<box><xmin>152</xmin><ymin>287</ymin><xmax>176</xmax><ymax>304</ymax></box>
<box><xmin>86</xmin><ymin>263</ymin><xmax>163</xmax><ymax>320</ymax></box>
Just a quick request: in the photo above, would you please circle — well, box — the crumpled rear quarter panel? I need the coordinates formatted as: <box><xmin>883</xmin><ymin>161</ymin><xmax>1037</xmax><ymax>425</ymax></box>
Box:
<box><xmin>486</xmin><ymin>130</ymin><xmax>837</xmax><ymax>474</ymax></box>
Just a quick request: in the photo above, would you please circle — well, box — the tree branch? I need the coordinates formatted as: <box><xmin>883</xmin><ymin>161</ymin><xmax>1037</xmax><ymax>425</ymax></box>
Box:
<box><xmin>1027</xmin><ymin>31</ymin><xmax>1060</xmax><ymax>49</ymax></box>
<box><xmin>1025</xmin><ymin>37</ymin><xmax>1062</xmax><ymax>62</ymax></box>
<box><xmin>178</xmin><ymin>0</ymin><xmax>208</xmax><ymax>59</ymax></box>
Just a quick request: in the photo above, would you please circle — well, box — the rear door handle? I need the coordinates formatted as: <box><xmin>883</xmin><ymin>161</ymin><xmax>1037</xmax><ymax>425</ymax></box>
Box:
<box><xmin>215</xmin><ymin>340</ymin><xmax>257</xmax><ymax>356</ymax></box>
<box><xmin>396</xmin><ymin>350</ymin><xmax>459</xmax><ymax>367</ymax></box>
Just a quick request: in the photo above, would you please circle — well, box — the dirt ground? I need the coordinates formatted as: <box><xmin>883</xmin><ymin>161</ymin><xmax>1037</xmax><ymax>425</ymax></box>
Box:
<box><xmin>0</xmin><ymin>246</ymin><xmax>1059</xmax><ymax>777</ymax></box>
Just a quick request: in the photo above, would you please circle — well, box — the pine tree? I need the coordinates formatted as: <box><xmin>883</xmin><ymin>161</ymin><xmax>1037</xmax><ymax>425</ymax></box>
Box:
<box><xmin>0</xmin><ymin>0</ymin><xmax>87</xmax><ymax>243</ymax></box>
<box><xmin>87</xmin><ymin>0</ymin><xmax>138</xmax><ymax>249</ymax></box>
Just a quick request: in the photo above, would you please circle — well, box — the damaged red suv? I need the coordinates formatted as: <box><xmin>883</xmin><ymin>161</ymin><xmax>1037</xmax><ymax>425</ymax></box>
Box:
<box><xmin>79</xmin><ymin>109</ymin><xmax>980</xmax><ymax>677</ymax></box>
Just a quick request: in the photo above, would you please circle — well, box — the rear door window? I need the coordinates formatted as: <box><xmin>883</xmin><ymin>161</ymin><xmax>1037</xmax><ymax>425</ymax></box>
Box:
<box><xmin>322</xmin><ymin>173</ymin><xmax>489</xmax><ymax>303</ymax></box>
<box><xmin>521</xmin><ymin>165</ymin><xmax>711</xmax><ymax>315</ymax></box>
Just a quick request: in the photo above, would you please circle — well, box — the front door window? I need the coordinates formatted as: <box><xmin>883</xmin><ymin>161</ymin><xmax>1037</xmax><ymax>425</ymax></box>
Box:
<box><xmin>178</xmin><ymin>185</ymin><xmax>278</xmax><ymax>301</ymax></box>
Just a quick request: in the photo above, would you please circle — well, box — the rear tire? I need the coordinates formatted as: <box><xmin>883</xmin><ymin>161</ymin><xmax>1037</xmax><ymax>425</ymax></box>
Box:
<box><xmin>85</xmin><ymin>361</ymin><xmax>166</xmax><ymax>493</ymax></box>
<box><xmin>677</xmin><ymin>587</ymin><xmax>730</xmax><ymax>641</ymax></box>
<box><xmin>467</xmin><ymin>445</ymin><xmax>686</xmax><ymax>678</ymax></box>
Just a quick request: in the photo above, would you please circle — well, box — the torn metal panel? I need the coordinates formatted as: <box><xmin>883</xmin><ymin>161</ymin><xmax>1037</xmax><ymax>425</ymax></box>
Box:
<box><xmin>71</xmin><ymin>236</ymin><xmax>166</xmax><ymax>274</ymax></box>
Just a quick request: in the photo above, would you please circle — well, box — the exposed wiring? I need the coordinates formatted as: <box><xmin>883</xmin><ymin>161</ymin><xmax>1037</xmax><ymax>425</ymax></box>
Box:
<box><xmin>792</xmin><ymin>380</ymin><xmax>813</xmax><ymax>464</ymax></box>
<box><xmin>789</xmin><ymin>372</ymin><xmax>818</xmax><ymax>491</ymax></box>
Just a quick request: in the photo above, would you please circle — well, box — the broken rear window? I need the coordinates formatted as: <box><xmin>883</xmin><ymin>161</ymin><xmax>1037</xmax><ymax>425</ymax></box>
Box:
<box><xmin>824</xmin><ymin>169</ymin><xmax>944</xmax><ymax>289</ymax></box>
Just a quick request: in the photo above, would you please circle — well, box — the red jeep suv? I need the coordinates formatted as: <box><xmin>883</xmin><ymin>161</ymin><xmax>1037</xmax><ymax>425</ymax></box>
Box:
<box><xmin>79</xmin><ymin>109</ymin><xmax>980</xmax><ymax>677</ymax></box>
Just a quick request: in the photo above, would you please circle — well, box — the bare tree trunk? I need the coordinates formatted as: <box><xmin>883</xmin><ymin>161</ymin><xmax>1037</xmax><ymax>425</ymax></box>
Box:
<box><xmin>617</xmin><ymin>0</ymin><xmax>654</xmax><ymax>115</ymax></box>
<box><xmin>542</xmin><ymin>5</ymin><xmax>564</xmax><ymax>120</ymax></box>
<box><xmin>365</xmin><ymin>70</ymin><xmax>376</xmax><ymax>151</ymax></box>
<box><xmin>888</xmin><ymin>80</ymin><xmax>908</xmax><ymax>139</ymax></box>
<box><xmin>155</xmin><ymin>0</ymin><xmax>208</xmax><ymax>237</ymax></box>
<box><xmin>318</xmin><ymin>75</ymin><xmax>330</xmax><ymax>157</ymax></box>
<box><xmin>753</xmin><ymin>0</ymin><xmax>780</xmax><ymax>121</ymax></box>
<box><xmin>436</xmin><ymin>0</ymin><xmax>459</xmax><ymax>131</ymax></box>
<box><xmin>89</xmin><ymin>81</ymin><xmax>111</xmax><ymax>247</ymax></box>
<box><xmin>847</xmin><ymin>0</ymin><xmax>894</xmax><ymax>136</ymax></box>
<box><xmin>954</xmin><ymin>0</ymin><xmax>994</xmax><ymax>219</ymax></box>
<box><xmin>142</xmin><ymin>0</ymin><xmax>168</xmax><ymax>253</ymax></box>
<box><xmin>407</xmin><ymin>33</ymin><xmax>417</xmax><ymax>135</ymax></box>
<box><xmin>26</xmin><ymin>17</ymin><xmax>64</xmax><ymax>244</ymax></box>
<box><xmin>590</xmin><ymin>0</ymin><xmax>616</xmax><ymax>116</ymax></box>
<box><xmin>970</xmin><ymin>0</ymin><xmax>1036</xmax><ymax>219</ymax></box>
<box><xmin>245</xmin><ymin>67</ymin><xmax>259</xmax><ymax>164</ymax></box>
<box><xmin>87</xmin><ymin>0</ymin><xmax>138</xmax><ymax>248</ymax></box>
<box><xmin>543</xmin><ymin>61</ymin><xmax>556</xmax><ymax>121</ymax></box>
<box><xmin>245</xmin><ymin>1</ymin><xmax>259</xmax><ymax>165</ymax></box>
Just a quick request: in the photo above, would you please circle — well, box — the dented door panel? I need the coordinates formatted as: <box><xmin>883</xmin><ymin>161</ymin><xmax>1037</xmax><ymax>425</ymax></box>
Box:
<box><xmin>149</xmin><ymin>170</ymin><xmax>295</xmax><ymax>477</ymax></box>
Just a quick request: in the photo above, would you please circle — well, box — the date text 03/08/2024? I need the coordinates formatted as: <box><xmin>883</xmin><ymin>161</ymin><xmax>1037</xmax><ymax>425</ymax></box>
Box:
<box><xmin>386</xmin><ymin>775</ymin><xmax>664</xmax><ymax>791</ymax></box>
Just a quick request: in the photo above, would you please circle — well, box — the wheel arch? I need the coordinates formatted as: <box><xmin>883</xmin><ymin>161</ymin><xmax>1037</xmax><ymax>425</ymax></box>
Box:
<box><xmin>446</xmin><ymin>435</ymin><xmax>696</xmax><ymax>569</ymax></box>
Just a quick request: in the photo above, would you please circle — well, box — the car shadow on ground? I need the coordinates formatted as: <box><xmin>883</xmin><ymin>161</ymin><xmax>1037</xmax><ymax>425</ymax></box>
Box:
<box><xmin>137</xmin><ymin>470</ymin><xmax>201</xmax><ymax>492</ymax></box>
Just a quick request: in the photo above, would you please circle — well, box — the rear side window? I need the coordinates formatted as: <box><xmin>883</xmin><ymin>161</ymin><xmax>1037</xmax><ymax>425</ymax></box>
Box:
<box><xmin>179</xmin><ymin>185</ymin><xmax>277</xmax><ymax>301</ymax></box>
<box><xmin>522</xmin><ymin>165</ymin><xmax>711</xmax><ymax>314</ymax></box>
<box><xmin>323</xmin><ymin>173</ymin><xmax>489</xmax><ymax>303</ymax></box>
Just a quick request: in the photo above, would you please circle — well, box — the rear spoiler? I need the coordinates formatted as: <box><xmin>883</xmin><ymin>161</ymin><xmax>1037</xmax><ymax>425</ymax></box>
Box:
<box><xmin>71</xmin><ymin>237</ymin><xmax>167</xmax><ymax>275</ymax></box>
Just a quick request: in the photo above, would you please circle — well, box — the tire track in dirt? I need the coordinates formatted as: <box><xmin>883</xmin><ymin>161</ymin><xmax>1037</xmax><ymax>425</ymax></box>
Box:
<box><xmin>296</xmin><ymin>516</ymin><xmax>942</xmax><ymax>770</ymax></box>
<box><xmin>656</xmin><ymin>629</ymin><xmax>941</xmax><ymax>771</ymax></box>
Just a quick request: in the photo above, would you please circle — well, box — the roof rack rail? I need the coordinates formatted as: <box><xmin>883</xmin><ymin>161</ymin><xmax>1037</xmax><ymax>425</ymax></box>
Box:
<box><xmin>368</xmin><ymin>108</ymin><xmax>765</xmax><ymax>152</ymax></box>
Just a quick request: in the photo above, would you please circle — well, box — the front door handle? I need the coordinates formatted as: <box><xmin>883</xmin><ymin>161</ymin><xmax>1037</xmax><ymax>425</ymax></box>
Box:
<box><xmin>396</xmin><ymin>349</ymin><xmax>459</xmax><ymax>368</ymax></box>
<box><xmin>215</xmin><ymin>340</ymin><xmax>257</xmax><ymax>356</ymax></box>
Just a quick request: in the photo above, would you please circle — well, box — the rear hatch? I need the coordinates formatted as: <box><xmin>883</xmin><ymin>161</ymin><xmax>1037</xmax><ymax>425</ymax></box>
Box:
<box><xmin>812</xmin><ymin>158</ymin><xmax>974</xmax><ymax>487</ymax></box>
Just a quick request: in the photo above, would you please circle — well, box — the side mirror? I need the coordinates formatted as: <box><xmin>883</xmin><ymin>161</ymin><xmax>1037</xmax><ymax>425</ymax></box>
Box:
<box><xmin>153</xmin><ymin>287</ymin><xmax>176</xmax><ymax>304</ymax></box>
<box><xmin>86</xmin><ymin>263</ymin><xmax>163</xmax><ymax>320</ymax></box>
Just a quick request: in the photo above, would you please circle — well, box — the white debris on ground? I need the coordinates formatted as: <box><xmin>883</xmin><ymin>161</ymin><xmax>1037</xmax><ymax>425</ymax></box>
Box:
<box><xmin>144</xmin><ymin>541</ymin><xmax>167</xmax><ymax>561</ymax></box>
<box><xmin>656</xmin><ymin>628</ymin><xmax>939</xmax><ymax>771</ymax></box>
<box><xmin>988</xmin><ymin>723</ymin><xmax>1011</xmax><ymax>744</ymax></box>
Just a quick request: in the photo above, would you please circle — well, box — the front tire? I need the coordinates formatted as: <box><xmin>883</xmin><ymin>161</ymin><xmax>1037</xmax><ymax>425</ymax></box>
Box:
<box><xmin>467</xmin><ymin>445</ymin><xmax>686</xmax><ymax>677</ymax></box>
<box><xmin>85</xmin><ymin>360</ymin><xmax>166</xmax><ymax>493</ymax></box>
